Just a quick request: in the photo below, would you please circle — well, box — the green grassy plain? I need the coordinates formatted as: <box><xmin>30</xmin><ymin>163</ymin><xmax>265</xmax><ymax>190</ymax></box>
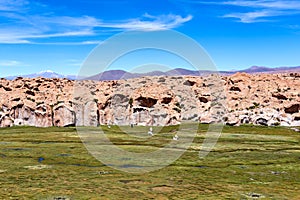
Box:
<box><xmin>0</xmin><ymin>124</ymin><xmax>299</xmax><ymax>199</ymax></box>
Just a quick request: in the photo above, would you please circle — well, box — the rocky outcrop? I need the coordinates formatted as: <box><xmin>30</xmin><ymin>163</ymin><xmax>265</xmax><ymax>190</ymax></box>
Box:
<box><xmin>285</xmin><ymin>104</ymin><xmax>300</xmax><ymax>114</ymax></box>
<box><xmin>0</xmin><ymin>72</ymin><xmax>299</xmax><ymax>127</ymax></box>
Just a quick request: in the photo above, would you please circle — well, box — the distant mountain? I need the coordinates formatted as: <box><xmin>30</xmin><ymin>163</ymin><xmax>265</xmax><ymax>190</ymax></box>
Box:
<box><xmin>135</xmin><ymin>70</ymin><xmax>167</xmax><ymax>77</ymax></box>
<box><xmin>4</xmin><ymin>66</ymin><xmax>300</xmax><ymax>81</ymax></box>
<box><xmin>85</xmin><ymin>68</ymin><xmax>226</xmax><ymax>80</ymax></box>
<box><xmin>239</xmin><ymin>66</ymin><xmax>274</xmax><ymax>73</ymax></box>
<box><xmin>238</xmin><ymin>66</ymin><xmax>300</xmax><ymax>73</ymax></box>
<box><xmin>87</xmin><ymin>70</ymin><xmax>131</xmax><ymax>81</ymax></box>
<box><xmin>85</xmin><ymin>66</ymin><xmax>300</xmax><ymax>80</ymax></box>
<box><xmin>166</xmin><ymin>68</ymin><xmax>199</xmax><ymax>76</ymax></box>
<box><xmin>5</xmin><ymin>70</ymin><xmax>78</xmax><ymax>80</ymax></box>
<box><xmin>166</xmin><ymin>68</ymin><xmax>231</xmax><ymax>76</ymax></box>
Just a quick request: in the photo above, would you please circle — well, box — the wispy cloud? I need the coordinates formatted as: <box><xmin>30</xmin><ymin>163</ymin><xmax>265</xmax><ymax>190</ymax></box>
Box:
<box><xmin>221</xmin><ymin>0</ymin><xmax>300</xmax><ymax>10</ymax></box>
<box><xmin>100</xmin><ymin>14</ymin><xmax>193</xmax><ymax>31</ymax></box>
<box><xmin>182</xmin><ymin>0</ymin><xmax>300</xmax><ymax>23</ymax></box>
<box><xmin>65</xmin><ymin>59</ymin><xmax>84</xmax><ymax>67</ymax></box>
<box><xmin>31</xmin><ymin>40</ymin><xmax>102</xmax><ymax>46</ymax></box>
<box><xmin>288</xmin><ymin>24</ymin><xmax>300</xmax><ymax>29</ymax></box>
<box><xmin>0</xmin><ymin>28</ymin><xmax>97</xmax><ymax>44</ymax></box>
<box><xmin>223</xmin><ymin>10</ymin><xmax>279</xmax><ymax>23</ymax></box>
<box><xmin>220</xmin><ymin>0</ymin><xmax>300</xmax><ymax>23</ymax></box>
<box><xmin>0</xmin><ymin>1</ymin><xmax>192</xmax><ymax>44</ymax></box>
<box><xmin>0</xmin><ymin>60</ymin><xmax>28</xmax><ymax>67</ymax></box>
<box><xmin>0</xmin><ymin>0</ymin><xmax>29</xmax><ymax>11</ymax></box>
<box><xmin>34</xmin><ymin>15</ymin><xmax>101</xmax><ymax>27</ymax></box>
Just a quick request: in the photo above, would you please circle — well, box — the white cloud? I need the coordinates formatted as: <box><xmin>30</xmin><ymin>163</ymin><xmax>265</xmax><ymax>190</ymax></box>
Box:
<box><xmin>186</xmin><ymin>0</ymin><xmax>300</xmax><ymax>23</ymax></box>
<box><xmin>0</xmin><ymin>60</ymin><xmax>26</xmax><ymax>66</ymax></box>
<box><xmin>0</xmin><ymin>38</ymin><xmax>31</xmax><ymax>44</ymax></box>
<box><xmin>81</xmin><ymin>40</ymin><xmax>102</xmax><ymax>45</ymax></box>
<box><xmin>26</xmin><ymin>30</ymin><xmax>96</xmax><ymax>39</ymax></box>
<box><xmin>65</xmin><ymin>59</ymin><xmax>84</xmax><ymax>67</ymax></box>
<box><xmin>33</xmin><ymin>15</ymin><xmax>101</xmax><ymax>27</ymax></box>
<box><xmin>0</xmin><ymin>0</ymin><xmax>192</xmax><ymax>44</ymax></box>
<box><xmin>221</xmin><ymin>0</ymin><xmax>300</xmax><ymax>22</ymax></box>
<box><xmin>0</xmin><ymin>0</ymin><xmax>28</xmax><ymax>11</ymax></box>
<box><xmin>288</xmin><ymin>24</ymin><xmax>300</xmax><ymax>29</ymax></box>
<box><xmin>222</xmin><ymin>0</ymin><xmax>300</xmax><ymax>10</ymax></box>
<box><xmin>0</xmin><ymin>0</ymin><xmax>100</xmax><ymax>44</ymax></box>
<box><xmin>0</xmin><ymin>28</ymin><xmax>96</xmax><ymax>44</ymax></box>
<box><xmin>99</xmin><ymin>14</ymin><xmax>193</xmax><ymax>31</ymax></box>
<box><xmin>223</xmin><ymin>10</ymin><xmax>279</xmax><ymax>23</ymax></box>
<box><xmin>0</xmin><ymin>12</ymin><xmax>192</xmax><ymax>44</ymax></box>
<box><xmin>31</xmin><ymin>40</ymin><xmax>102</xmax><ymax>45</ymax></box>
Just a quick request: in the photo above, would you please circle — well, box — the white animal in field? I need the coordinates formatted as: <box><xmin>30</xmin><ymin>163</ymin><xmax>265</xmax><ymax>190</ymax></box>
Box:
<box><xmin>173</xmin><ymin>134</ymin><xmax>179</xmax><ymax>141</ymax></box>
<box><xmin>148</xmin><ymin>127</ymin><xmax>153</xmax><ymax>136</ymax></box>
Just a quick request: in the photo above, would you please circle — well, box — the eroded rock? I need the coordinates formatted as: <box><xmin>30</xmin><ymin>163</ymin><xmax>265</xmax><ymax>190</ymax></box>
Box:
<box><xmin>0</xmin><ymin>72</ymin><xmax>299</xmax><ymax>127</ymax></box>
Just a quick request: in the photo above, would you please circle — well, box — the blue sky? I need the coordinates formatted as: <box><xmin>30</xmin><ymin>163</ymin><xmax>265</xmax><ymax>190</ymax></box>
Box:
<box><xmin>0</xmin><ymin>0</ymin><xmax>300</xmax><ymax>76</ymax></box>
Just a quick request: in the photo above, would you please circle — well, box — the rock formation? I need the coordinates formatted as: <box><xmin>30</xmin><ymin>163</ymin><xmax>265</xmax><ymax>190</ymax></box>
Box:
<box><xmin>0</xmin><ymin>72</ymin><xmax>299</xmax><ymax>127</ymax></box>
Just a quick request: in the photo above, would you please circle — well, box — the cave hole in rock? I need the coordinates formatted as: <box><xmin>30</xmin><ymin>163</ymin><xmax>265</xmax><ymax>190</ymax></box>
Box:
<box><xmin>136</xmin><ymin>97</ymin><xmax>157</xmax><ymax>108</ymax></box>
<box><xmin>161</xmin><ymin>97</ymin><xmax>172</xmax><ymax>104</ymax></box>
<box><xmin>229</xmin><ymin>86</ymin><xmax>241</xmax><ymax>92</ymax></box>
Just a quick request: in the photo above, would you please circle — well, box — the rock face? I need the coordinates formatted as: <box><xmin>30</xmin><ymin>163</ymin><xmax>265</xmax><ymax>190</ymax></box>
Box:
<box><xmin>0</xmin><ymin>72</ymin><xmax>299</xmax><ymax>127</ymax></box>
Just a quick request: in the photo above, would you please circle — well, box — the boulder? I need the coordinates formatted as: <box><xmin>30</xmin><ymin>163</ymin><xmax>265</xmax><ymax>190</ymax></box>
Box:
<box><xmin>225</xmin><ymin>114</ymin><xmax>239</xmax><ymax>126</ymax></box>
<box><xmin>14</xmin><ymin>119</ymin><xmax>24</xmax><ymax>126</ymax></box>
<box><xmin>199</xmin><ymin>112</ymin><xmax>215</xmax><ymax>124</ymax></box>
<box><xmin>53</xmin><ymin>104</ymin><xmax>75</xmax><ymax>127</ymax></box>
<box><xmin>256</xmin><ymin>118</ymin><xmax>268</xmax><ymax>126</ymax></box>
<box><xmin>0</xmin><ymin>117</ymin><xmax>13</xmax><ymax>127</ymax></box>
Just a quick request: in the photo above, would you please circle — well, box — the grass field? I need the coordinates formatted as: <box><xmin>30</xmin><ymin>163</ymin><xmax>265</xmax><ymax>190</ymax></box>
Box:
<box><xmin>0</xmin><ymin>124</ymin><xmax>299</xmax><ymax>199</ymax></box>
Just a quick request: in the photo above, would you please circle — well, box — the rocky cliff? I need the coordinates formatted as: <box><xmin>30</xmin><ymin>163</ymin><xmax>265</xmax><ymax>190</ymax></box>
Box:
<box><xmin>0</xmin><ymin>72</ymin><xmax>299</xmax><ymax>127</ymax></box>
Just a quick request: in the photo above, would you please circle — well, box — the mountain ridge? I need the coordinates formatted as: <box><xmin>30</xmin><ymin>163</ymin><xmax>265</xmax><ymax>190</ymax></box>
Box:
<box><xmin>3</xmin><ymin>66</ymin><xmax>300</xmax><ymax>80</ymax></box>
